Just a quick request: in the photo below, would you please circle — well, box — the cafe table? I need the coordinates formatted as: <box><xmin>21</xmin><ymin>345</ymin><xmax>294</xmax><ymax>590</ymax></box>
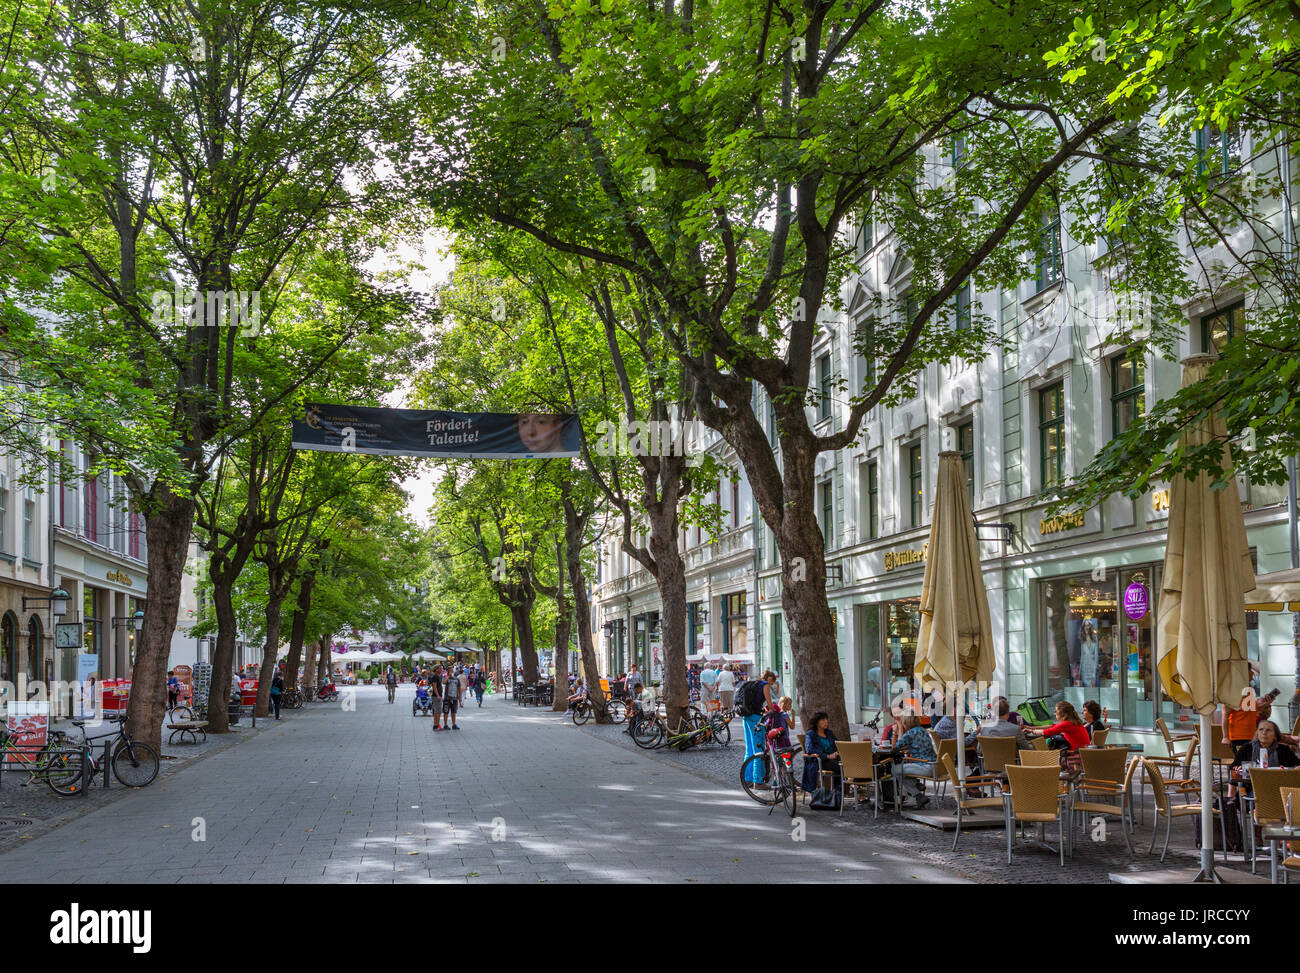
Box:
<box><xmin>1260</xmin><ymin>823</ymin><xmax>1300</xmax><ymax>885</ymax></box>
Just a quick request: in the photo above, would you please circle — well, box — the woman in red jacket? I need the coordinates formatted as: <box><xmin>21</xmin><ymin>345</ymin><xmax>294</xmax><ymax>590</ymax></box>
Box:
<box><xmin>1025</xmin><ymin>701</ymin><xmax>1092</xmax><ymax>769</ymax></box>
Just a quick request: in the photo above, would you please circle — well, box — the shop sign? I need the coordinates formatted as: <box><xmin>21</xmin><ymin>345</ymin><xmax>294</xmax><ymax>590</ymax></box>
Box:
<box><xmin>1039</xmin><ymin>511</ymin><xmax>1085</xmax><ymax>535</ymax></box>
<box><xmin>1124</xmin><ymin>582</ymin><xmax>1149</xmax><ymax>620</ymax></box>
<box><xmin>884</xmin><ymin>543</ymin><xmax>928</xmax><ymax>572</ymax></box>
<box><xmin>106</xmin><ymin>569</ymin><xmax>132</xmax><ymax>585</ymax></box>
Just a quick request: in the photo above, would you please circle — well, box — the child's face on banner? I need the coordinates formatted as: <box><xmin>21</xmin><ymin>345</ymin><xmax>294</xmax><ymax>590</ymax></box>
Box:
<box><xmin>517</xmin><ymin>413</ymin><xmax>564</xmax><ymax>452</ymax></box>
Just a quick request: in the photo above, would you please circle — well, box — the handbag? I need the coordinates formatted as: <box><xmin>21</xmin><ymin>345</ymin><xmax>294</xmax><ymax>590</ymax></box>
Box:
<box><xmin>808</xmin><ymin>786</ymin><xmax>842</xmax><ymax>810</ymax></box>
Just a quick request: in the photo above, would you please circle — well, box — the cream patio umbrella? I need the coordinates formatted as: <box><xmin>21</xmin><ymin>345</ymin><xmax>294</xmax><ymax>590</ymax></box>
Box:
<box><xmin>914</xmin><ymin>451</ymin><xmax>996</xmax><ymax>784</ymax></box>
<box><xmin>1156</xmin><ymin>355</ymin><xmax>1255</xmax><ymax>883</ymax></box>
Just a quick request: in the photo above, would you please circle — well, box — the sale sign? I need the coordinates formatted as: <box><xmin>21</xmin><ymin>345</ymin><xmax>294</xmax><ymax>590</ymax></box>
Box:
<box><xmin>4</xmin><ymin>701</ymin><xmax>50</xmax><ymax>765</ymax></box>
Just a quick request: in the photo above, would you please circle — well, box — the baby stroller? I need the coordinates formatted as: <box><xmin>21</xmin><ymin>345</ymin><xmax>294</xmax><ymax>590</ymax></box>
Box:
<box><xmin>412</xmin><ymin>682</ymin><xmax>433</xmax><ymax>717</ymax></box>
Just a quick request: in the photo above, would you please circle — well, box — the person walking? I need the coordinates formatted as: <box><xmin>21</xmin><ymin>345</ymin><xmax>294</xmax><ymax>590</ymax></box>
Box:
<box><xmin>699</xmin><ymin>662</ymin><xmax>718</xmax><ymax>712</ymax></box>
<box><xmin>385</xmin><ymin>665</ymin><xmax>397</xmax><ymax>703</ymax></box>
<box><xmin>167</xmin><ymin>670</ymin><xmax>180</xmax><ymax>713</ymax></box>
<box><xmin>270</xmin><ymin>670</ymin><xmax>284</xmax><ymax>720</ymax></box>
<box><xmin>442</xmin><ymin>666</ymin><xmax>463</xmax><ymax>730</ymax></box>
<box><xmin>716</xmin><ymin>664</ymin><xmax>736</xmax><ymax>711</ymax></box>
<box><xmin>473</xmin><ymin>668</ymin><xmax>486</xmax><ymax>707</ymax></box>
<box><xmin>430</xmin><ymin>666</ymin><xmax>446</xmax><ymax>731</ymax></box>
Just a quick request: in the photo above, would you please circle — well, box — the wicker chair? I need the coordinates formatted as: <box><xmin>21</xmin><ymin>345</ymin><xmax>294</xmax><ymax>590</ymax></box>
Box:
<box><xmin>1243</xmin><ymin>767</ymin><xmax>1300</xmax><ymax>874</ymax></box>
<box><xmin>1280</xmin><ymin>786</ymin><xmax>1300</xmax><ymax>884</ymax></box>
<box><xmin>1029</xmin><ymin>736</ymin><xmax>1049</xmax><ymax>751</ymax></box>
<box><xmin>1019</xmin><ymin>748</ymin><xmax>1063</xmax><ymax>768</ymax></box>
<box><xmin>977</xmin><ymin>735</ymin><xmax>1019</xmax><ymax>776</ymax></box>
<box><xmin>1090</xmin><ymin>727</ymin><xmax>1110</xmax><ymax>747</ymax></box>
<box><xmin>837</xmin><ymin>741</ymin><xmax>890</xmax><ymax>818</ymax></box>
<box><xmin>1143</xmin><ymin>757</ymin><xmax>1225</xmax><ymax>863</ymax></box>
<box><xmin>940</xmin><ymin>752</ymin><xmax>1004</xmax><ymax>852</ymax></box>
<box><xmin>1004</xmin><ymin>764</ymin><xmax>1067</xmax><ymax>866</ymax></box>
<box><xmin>1071</xmin><ymin>747</ymin><xmax>1136</xmax><ymax>854</ymax></box>
<box><xmin>1156</xmin><ymin>717</ymin><xmax>1196</xmax><ymax>757</ymax></box>
<box><xmin>902</xmin><ymin>737</ymin><xmax>957</xmax><ymax>806</ymax></box>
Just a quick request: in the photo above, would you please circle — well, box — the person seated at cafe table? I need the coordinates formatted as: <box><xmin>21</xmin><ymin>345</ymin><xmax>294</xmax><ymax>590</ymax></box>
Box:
<box><xmin>1229</xmin><ymin>719</ymin><xmax>1299</xmax><ymax>785</ymax></box>
<box><xmin>1023</xmin><ymin>701</ymin><xmax>1091</xmax><ymax>770</ymax></box>
<box><xmin>931</xmin><ymin>695</ymin><xmax>980</xmax><ymax>749</ymax></box>
<box><xmin>1081</xmin><ymin>700</ymin><xmax>1106</xmax><ymax>742</ymax></box>
<box><xmin>566</xmin><ymin>678</ymin><xmax>588</xmax><ymax>711</ymax></box>
<box><xmin>889</xmin><ymin>714</ymin><xmax>937</xmax><ymax>809</ymax></box>
<box><xmin>802</xmin><ymin>711</ymin><xmax>842</xmax><ymax>794</ymax></box>
<box><xmin>977</xmin><ymin>697</ymin><xmax>1034</xmax><ymax>750</ymax></box>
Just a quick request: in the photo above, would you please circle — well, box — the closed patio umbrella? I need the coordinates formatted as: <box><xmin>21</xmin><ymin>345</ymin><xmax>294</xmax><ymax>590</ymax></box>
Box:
<box><xmin>914</xmin><ymin>451</ymin><xmax>996</xmax><ymax>784</ymax></box>
<box><xmin>1155</xmin><ymin>355</ymin><xmax>1255</xmax><ymax>883</ymax></box>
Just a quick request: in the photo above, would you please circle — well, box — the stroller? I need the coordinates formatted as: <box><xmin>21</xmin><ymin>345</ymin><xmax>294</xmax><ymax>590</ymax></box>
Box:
<box><xmin>412</xmin><ymin>682</ymin><xmax>434</xmax><ymax>717</ymax></box>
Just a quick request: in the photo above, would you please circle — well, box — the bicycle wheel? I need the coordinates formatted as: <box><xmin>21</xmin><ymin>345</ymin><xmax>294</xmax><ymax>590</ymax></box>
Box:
<box><xmin>111</xmin><ymin>740</ymin><xmax>159</xmax><ymax>787</ymax></box>
<box><xmin>711</xmin><ymin>718</ymin><xmax>731</xmax><ymax>747</ymax></box>
<box><xmin>632</xmin><ymin>717</ymin><xmax>663</xmax><ymax>749</ymax></box>
<box><xmin>741</xmin><ymin>753</ymin><xmax>780</xmax><ymax>805</ymax></box>
<box><xmin>779</xmin><ymin>760</ymin><xmax>798</xmax><ymax>817</ymax></box>
<box><xmin>171</xmin><ymin>705</ymin><xmax>195</xmax><ymax>721</ymax></box>
<box><xmin>572</xmin><ymin>702</ymin><xmax>590</xmax><ymax>725</ymax></box>
<box><xmin>606</xmin><ymin>699</ymin><xmax>626</xmax><ymax>724</ymax></box>
<box><xmin>45</xmin><ymin>748</ymin><xmax>90</xmax><ymax>795</ymax></box>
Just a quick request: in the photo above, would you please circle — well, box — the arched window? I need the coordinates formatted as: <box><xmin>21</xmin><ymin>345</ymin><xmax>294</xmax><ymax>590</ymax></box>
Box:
<box><xmin>27</xmin><ymin>614</ymin><xmax>43</xmax><ymax>683</ymax></box>
<box><xmin>0</xmin><ymin>612</ymin><xmax>16</xmax><ymax>684</ymax></box>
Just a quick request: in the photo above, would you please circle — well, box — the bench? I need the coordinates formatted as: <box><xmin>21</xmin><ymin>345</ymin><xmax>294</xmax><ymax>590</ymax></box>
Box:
<box><xmin>166</xmin><ymin>721</ymin><xmax>208</xmax><ymax>745</ymax></box>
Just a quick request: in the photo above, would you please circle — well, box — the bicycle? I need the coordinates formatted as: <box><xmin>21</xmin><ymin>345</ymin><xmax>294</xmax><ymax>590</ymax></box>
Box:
<box><xmin>741</xmin><ymin>734</ymin><xmax>801</xmax><ymax>817</ymax></box>
<box><xmin>627</xmin><ymin>701</ymin><xmax>666</xmax><ymax>749</ymax></box>
<box><xmin>0</xmin><ymin>728</ymin><xmax>89</xmax><ymax>795</ymax></box>
<box><xmin>281</xmin><ymin>687</ymin><xmax>304</xmax><ymax>709</ymax></box>
<box><xmin>66</xmin><ymin>714</ymin><xmax>160</xmax><ymax>787</ymax></box>
<box><xmin>665</xmin><ymin>710</ymin><xmax>732</xmax><ymax>751</ymax></box>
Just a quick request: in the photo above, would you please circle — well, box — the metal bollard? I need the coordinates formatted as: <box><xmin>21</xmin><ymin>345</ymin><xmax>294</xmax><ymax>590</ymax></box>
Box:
<box><xmin>102</xmin><ymin>738</ymin><xmax>112</xmax><ymax>789</ymax></box>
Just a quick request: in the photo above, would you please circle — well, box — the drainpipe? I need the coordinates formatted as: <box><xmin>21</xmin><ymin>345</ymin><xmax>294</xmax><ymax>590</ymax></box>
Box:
<box><xmin>1282</xmin><ymin>142</ymin><xmax>1300</xmax><ymax>729</ymax></box>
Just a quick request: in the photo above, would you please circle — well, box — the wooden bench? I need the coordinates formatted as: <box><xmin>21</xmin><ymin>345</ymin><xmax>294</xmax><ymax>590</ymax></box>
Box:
<box><xmin>166</xmin><ymin>721</ymin><xmax>208</xmax><ymax>745</ymax></box>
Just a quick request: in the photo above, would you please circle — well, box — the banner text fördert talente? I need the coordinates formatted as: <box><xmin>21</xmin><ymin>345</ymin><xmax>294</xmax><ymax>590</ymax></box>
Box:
<box><xmin>292</xmin><ymin>405</ymin><xmax>581</xmax><ymax>458</ymax></box>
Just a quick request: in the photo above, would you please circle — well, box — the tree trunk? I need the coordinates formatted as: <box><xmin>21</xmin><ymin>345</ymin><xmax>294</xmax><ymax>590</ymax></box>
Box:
<box><xmin>303</xmin><ymin>637</ymin><xmax>318</xmax><ymax>694</ymax></box>
<box><xmin>551</xmin><ymin>542</ymin><xmax>571</xmax><ymax>712</ymax></box>
<box><xmin>564</xmin><ymin>496</ymin><xmax>608</xmax><ymax>721</ymax></box>
<box><xmin>647</xmin><ymin>505</ymin><xmax>690</xmax><ymax>731</ymax></box>
<box><xmin>207</xmin><ymin>572</ymin><xmax>238</xmax><ymax>733</ymax></box>
<box><xmin>322</xmin><ymin>640</ymin><xmax>332</xmax><ymax>684</ymax></box>
<box><xmin>283</xmin><ymin>570</ymin><xmax>315</xmax><ymax>690</ymax></box>
<box><xmin>127</xmin><ymin>489</ymin><xmax>196</xmax><ymax>753</ymax></box>
<box><xmin>773</xmin><ymin>437</ymin><xmax>850</xmax><ymax>741</ymax></box>
<box><xmin>254</xmin><ymin>591</ymin><xmax>287</xmax><ymax>717</ymax></box>
<box><xmin>514</xmin><ymin>605</ymin><xmax>540</xmax><ymax>683</ymax></box>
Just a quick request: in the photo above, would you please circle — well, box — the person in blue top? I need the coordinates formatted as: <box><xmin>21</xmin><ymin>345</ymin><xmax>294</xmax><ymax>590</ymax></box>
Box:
<box><xmin>890</xmin><ymin>714</ymin><xmax>937</xmax><ymax>808</ymax></box>
<box><xmin>802</xmin><ymin>711</ymin><xmax>841</xmax><ymax>793</ymax></box>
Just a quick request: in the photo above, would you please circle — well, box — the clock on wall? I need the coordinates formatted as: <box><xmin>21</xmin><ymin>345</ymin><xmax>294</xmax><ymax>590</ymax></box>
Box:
<box><xmin>55</xmin><ymin>622</ymin><xmax>83</xmax><ymax>649</ymax></box>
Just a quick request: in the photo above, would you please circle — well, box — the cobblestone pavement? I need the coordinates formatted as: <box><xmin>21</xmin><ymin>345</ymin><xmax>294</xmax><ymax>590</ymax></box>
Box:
<box><xmin>0</xmin><ymin>711</ymin><xmax>276</xmax><ymax>856</ymax></box>
<box><xmin>0</xmin><ymin>687</ymin><xmax>969</xmax><ymax>884</ymax></box>
<box><xmin>563</xmin><ymin>705</ymin><xmax>1264</xmax><ymax>884</ymax></box>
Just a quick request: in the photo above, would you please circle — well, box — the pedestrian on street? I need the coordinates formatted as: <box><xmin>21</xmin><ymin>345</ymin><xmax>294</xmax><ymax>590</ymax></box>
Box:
<box><xmin>270</xmin><ymin>670</ymin><xmax>284</xmax><ymax>720</ymax></box>
<box><xmin>716</xmin><ymin>664</ymin><xmax>736</xmax><ymax>711</ymax></box>
<box><xmin>167</xmin><ymin>670</ymin><xmax>180</xmax><ymax>712</ymax></box>
<box><xmin>430</xmin><ymin>666</ymin><xmax>445</xmax><ymax>730</ymax></box>
<box><xmin>442</xmin><ymin>667</ymin><xmax>463</xmax><ymax>730</ymax></box>
<box><xmin>700</xmin><ymin>662</ymin><xmax>718</xmax><ymax>712</ymax></box>
<box><xmin>473</xmin><ymin>669</ymin><xmax>486</xmax><ymax>707</ymax></box>
<box><xmin>385</xmin><ymin>665</ymin><xmax>397</xmax><ymax>703</ymax></box>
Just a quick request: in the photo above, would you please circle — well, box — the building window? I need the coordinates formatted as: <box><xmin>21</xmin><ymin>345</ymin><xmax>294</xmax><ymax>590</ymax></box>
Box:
<box><xmin>722</xmin><ymin>592</ymin><xmax>747</xmax><ymax>655</ymax></box>
<box><xmin>950</xmin><ymin>133</ymin><xmax>967</xmax><ymax>171</ymax></box>
<box><xmin>820</xmin><ymin>480</ymin><xmax>833</xmax><ymax>551</ymax></box>
<box><xmin>956</xmin><ymin>420</ymin><xmax>975</xmax><ymax>504</ymax></box>
<box><xmin>907</xmin><ymin>444</ymin><xmax>923</xmax><ymax>527</ymax></box>
<box><xmin>857</xmin><ymin>316</ymin><xmax>877</xmax><ymax>391</ymax></box>
<box><xmin>1196</xmin><ymin>124</ymin><xmax>1241</xmax><ymax>181</ymax></box>
<box><xmin>854</xmin><ymin>202</ymin><xmax>873</xmax><ymax>257</ymax></box>
<box><xmin>955</xmin><ymin>281</ymin><xmax>971</xmax><ymax>331</ymax></box>
<box><xmin>59</xmin><ymin>439</ymin><xmax>76</xmax><ymax>527</ymax></box>
<box><xmin>1039</xmin><ymin>382</ymin><xmax>1065</xmax><ymax>490</ymax></box>
<box><xmin>1037</xmin><ymin>211</ymin><xmax>1063</xmax><ymax>291</ymax></box>
<box><xmin>0</xmin><ymin>478</ymin><xmax>8</xmax><ymax>553</ymax></box>
<box><xmin>767</xmin><ymin>396</ymin><xmax>778</xmax><ymax>447</ymax></box>
<box><xmin>731</xmin><ymin>479</ymin><xmax>740</xmax><ymax>529</ymax></box>
<box><xmin>866</xmin><ymin>461</ymin><xmax>879</xmax><ymax>540</ymax></box>
<box><xmin>771</xmin><ymin>616</ymin><xmax>783</xmax><ymax>678</ymax></box>
<box><xmin>1110</xmin><ymin>350</ymin><xmax>1145</xmax><ymax>438</ymax></box>
<box><xmin>22</xmin><ymin>495</ymin><xmax>35</xmax><ymax>560</ymax></box>
<box><xmin>817</xmin><ymin>354</ymin><xmax>831</xmax><ymax>421</ymax></box>
<box><xmin>83</xmin><ymin>586</ymin><xmax>102</xmax><ymax>660</ymax></box>
<box><xmin>1201</xmin><ymin>301</ymin><xmax>1244</xmax><ymax>354</ymax></box>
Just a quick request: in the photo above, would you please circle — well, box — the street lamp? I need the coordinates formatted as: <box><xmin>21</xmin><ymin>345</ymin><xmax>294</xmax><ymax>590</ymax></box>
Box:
<box><xmin>111</xmin><ymin>610</ymin><xmax>145</xmax><ymax>633</ymax></box>
<box><xmin>22</xmin><ymin>587</ymin><xmax>70</xmax><ymax>618</ymax></box>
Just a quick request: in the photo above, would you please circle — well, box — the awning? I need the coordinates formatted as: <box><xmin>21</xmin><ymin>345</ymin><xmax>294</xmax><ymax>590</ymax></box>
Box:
<box><xmin>1243</xmin><ymin>567</ymin><xmax>1300</xmax><ymax>611</ymax></box>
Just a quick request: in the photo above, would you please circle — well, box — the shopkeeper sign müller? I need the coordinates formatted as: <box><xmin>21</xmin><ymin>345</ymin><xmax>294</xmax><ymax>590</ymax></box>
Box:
<box><xmin>1124</xmin><ymin>581</ymin><xmax>1149</xmax><ymax>620</ymax></box>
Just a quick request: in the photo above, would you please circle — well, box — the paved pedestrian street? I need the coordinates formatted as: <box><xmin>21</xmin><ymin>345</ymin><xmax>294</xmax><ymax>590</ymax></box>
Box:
<box><xmin>0</xmin><ymin>688</ymin><xmax>965</xmax><ymax>885</ymax></box>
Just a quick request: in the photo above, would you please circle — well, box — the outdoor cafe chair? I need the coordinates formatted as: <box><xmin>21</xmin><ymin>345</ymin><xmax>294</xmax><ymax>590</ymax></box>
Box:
<box><xmin>1089</xmin><ymin>727</ymin><xmax>1110</xmax><ymax>747</ymax></box>
<box><xmin>1280</xmin><ymin>787</ymin><xmax>1300</xmax><ymax>884</ymax></box>
<box><xmin>1243</xmin><ymin>767</ymin><xmax>1300</xmax><ymax>874</ymax></box>
<box><xmin>976</xmin><ymin>735</ymin><xmax>1018</xmax><ymax>776</ymax></box>
<box><xmin>1156</xmin><ymin>717</ymin><xmax>1196</xmax><ymax>760</ymax></box>
<box><xmin>1194</xmin><ymin>725</ymin><xmax>1235</xmax><ymax>786</ymax></box>
<box><xmin>1070</xmin><ymin>747</ymin><xmax>1136</xmax><ymax>855</ymax></box>
<box><xmin>940</xmin><ymin>752</ymin><xmax>1004</xmax><ymax>853</ymax></box>
<box><xmin>1143</xmin><ymin>757</ymin><xmax>1225</xmax><ymax>864</ymax></box>
<box><xmin>837</xmin><ymin>741</ymin><xmax>889</xmax><ymax>818</ymax></box>
<box><xmin>1004</xmin><ymin>764</ymin><xmax>1068</xmax><ymax>866</ymax></box>
<box><xmin>915</xmin><ymin>737</ymin><xmax>959</xmax><ymax>805</ymax></box>
<box><xmin>1145</xmin><ymin>735</ymin><xmax>1200</xmax><ymax>793</ymax></box>
<box><xmin>1029</xmin><ymin>736</ymin><xmax>1049</xmax><ymax>751</ymax></box>
<box><xmin>1019</xmin><ymin>748</ymin><xmax>1064</xmax><ymax>768</ymax></box>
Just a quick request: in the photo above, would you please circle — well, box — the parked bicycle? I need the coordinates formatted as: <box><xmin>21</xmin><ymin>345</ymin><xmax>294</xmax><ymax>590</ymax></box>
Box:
<box><xmin>66</xmin><ymin>714</ymin><xmax>160</xmax><ymax>788</ymax></box>
<box><xmin>740</xmin><ymin>734</ymin><xmax>801</xmax><ymax>818</ymax></box>
<box><xmin>0</xmin><ymin>727</ymin><xmax>89</xmax><ymax>795</ymax></box>
<box><xmin>281</xmin><ymin>687</ymin><xmax>304</xmax><ymax>709</ymax></box>
<box><xmin>665</xmin><ymin>710</ymin><xmax>732</xmax><ymax>751</ymax></box>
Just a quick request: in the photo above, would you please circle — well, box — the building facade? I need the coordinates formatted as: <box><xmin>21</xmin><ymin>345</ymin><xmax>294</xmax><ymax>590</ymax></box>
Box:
<box><xmin>591</xmin><ymin>126</ymin><xmax>1300</xmax><ymax>748</ymax></box>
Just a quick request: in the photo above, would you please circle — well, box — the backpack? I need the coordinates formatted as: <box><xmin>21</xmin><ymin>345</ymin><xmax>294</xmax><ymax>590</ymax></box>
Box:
<box><xmin>735</xmin><ymin>680</ymin><xmax>766</xmax><ymax>716</ymax></box>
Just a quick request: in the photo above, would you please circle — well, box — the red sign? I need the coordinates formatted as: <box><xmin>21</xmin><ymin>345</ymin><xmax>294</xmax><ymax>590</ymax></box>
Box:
<box><xmin>5</xmin><ymin>706</ymin><xmax>50</xmax><ymax>764</ymax></box>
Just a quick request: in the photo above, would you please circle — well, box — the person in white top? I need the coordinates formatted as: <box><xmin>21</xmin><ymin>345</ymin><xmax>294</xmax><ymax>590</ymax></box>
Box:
<box><xmin>716</xmin><ymin>664</ymin><xmax>736</xmax><ymax>710</ymax></box>
<box><xmin>699</xmin><ymin>664</ymin><xmax>719</xmax><ymax>711</ymax></box>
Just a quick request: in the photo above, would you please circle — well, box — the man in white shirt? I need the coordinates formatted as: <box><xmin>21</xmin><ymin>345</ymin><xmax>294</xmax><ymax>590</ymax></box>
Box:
<box><xmin>700</xmin><ymin>664</ymin><xmax>719</xmax><ymax>711</ymax></box>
